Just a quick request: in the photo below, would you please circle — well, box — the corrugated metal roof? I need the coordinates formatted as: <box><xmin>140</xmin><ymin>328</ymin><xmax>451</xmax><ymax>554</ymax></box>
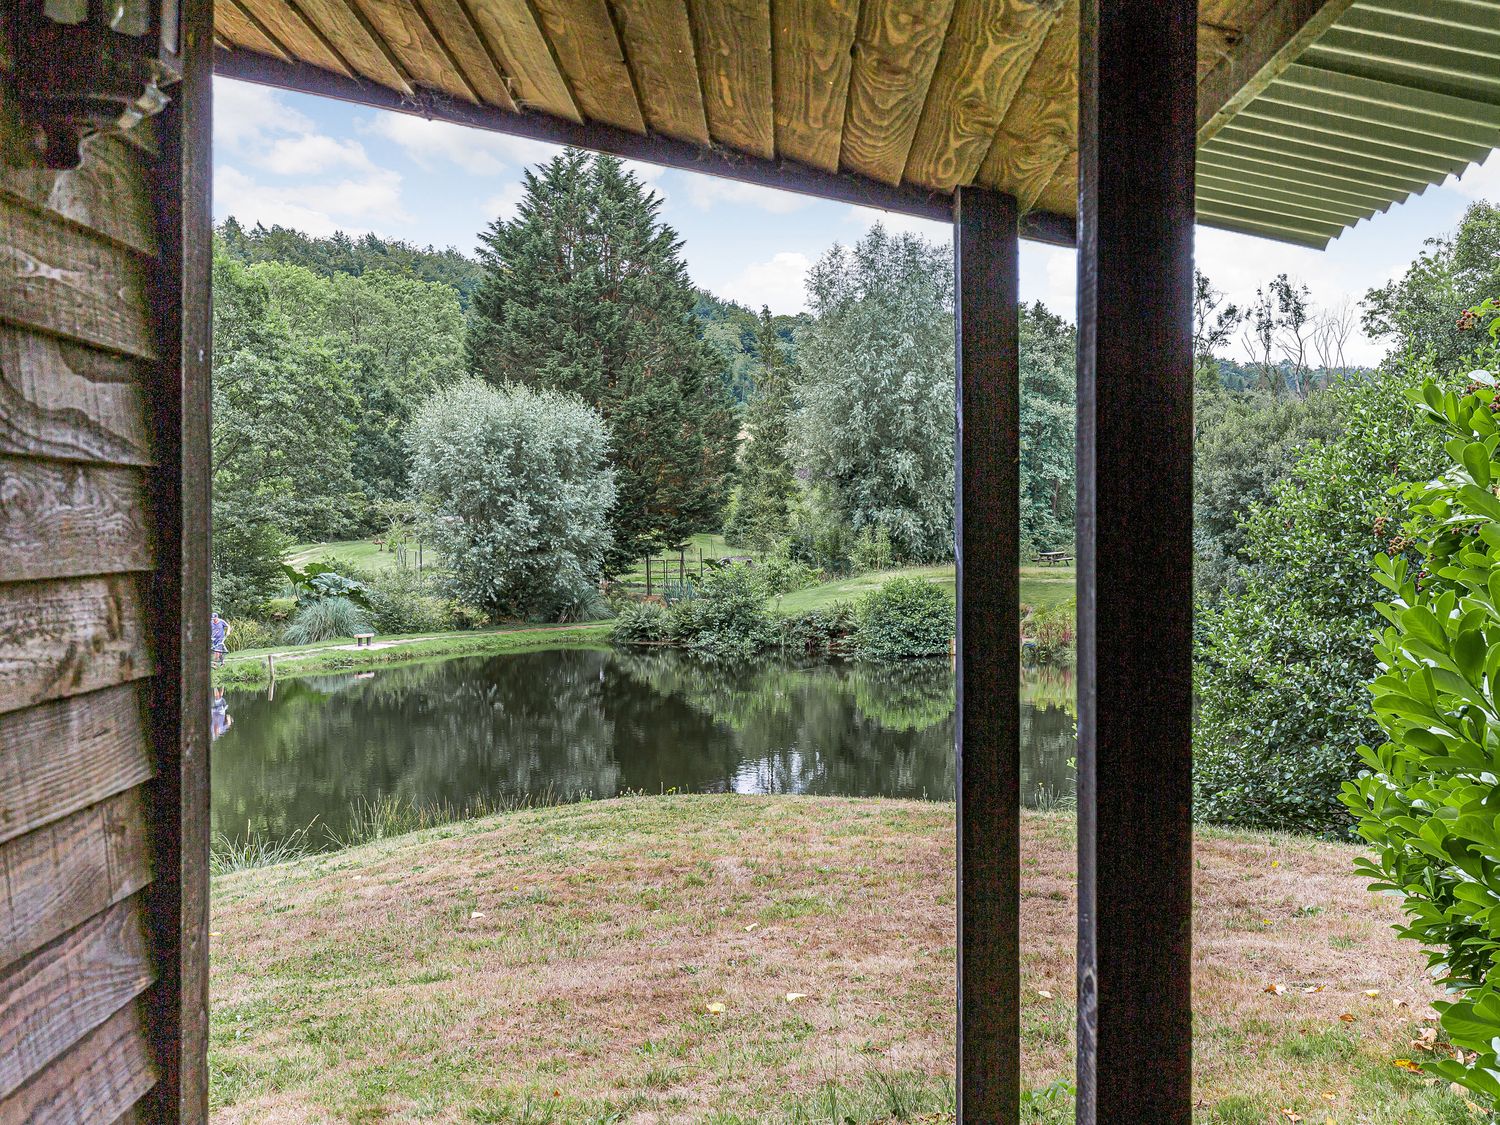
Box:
<box><xmin>1199</xmin><ymin>0</ymin><xmax>1500</xmax><ymax>246</ymax></box>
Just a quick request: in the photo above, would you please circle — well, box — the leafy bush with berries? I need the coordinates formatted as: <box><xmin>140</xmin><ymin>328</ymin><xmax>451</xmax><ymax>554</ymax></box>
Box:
<box><xmin>1344</xmin><ymin>304</ymin><xmax>1500</xmax><ymax>1103</ymax></box>
<box><xmin>1194</xmin><ymin>364</ymin><xmax>1445</xmax><ymax>835</ymax></box>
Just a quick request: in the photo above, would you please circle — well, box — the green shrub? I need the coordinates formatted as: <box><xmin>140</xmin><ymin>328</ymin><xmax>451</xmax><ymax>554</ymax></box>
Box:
<box><xmin>368</xmin><ymin>568</ymin><xmax>450</xmax><ymax>634</ymax></box>
<box><xmin>223</xmin><ymin>619</ymin><xmax>278</xmax><ymax>653</ymax></box>
<box><xmin>853</xmin><ymin>577</ymin><xmax>954</xmax><ymax>660</ymax></box>
<box><xmin>850</xmin><ymin>525</ymin><xmax>894</xmax><ymax>572</ymax></box>
<box><xmin>670</xmin><ymin>564</ymin><xmax>775</xmax><ymax>659</ymax></box>
<box><xmin>612</xmin><ymin>600</ymin><xmax>671</xmax><ymax>644</ymax></box>
<box><xmin>1023</xmin><ymin>601</ymin><xmax>1075</xmax><ymax>665</ymax></box>
<box><xmin>1342</xmin><ymin>357</ymin><xmax>1500</xmax><ymax>1104</ymax></box>
<box><xmin>758</xmin><ymin>552</ymin><xmax>820</xmax><ymax>596</ymax></box>
<box><xmin>780</xmin><ymin>603</ymin><xmax>857</xmax><ymax>657</ymax></box>
<box><xmin>280</xmin><ymin>596</ymin><xmax>373</xmax><ymax>645</ymax></box>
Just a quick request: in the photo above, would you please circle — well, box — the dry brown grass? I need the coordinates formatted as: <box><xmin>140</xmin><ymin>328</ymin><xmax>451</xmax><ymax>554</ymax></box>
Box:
<box><xmin>208</xmin><ymin>796</ymin><xmax>1471</xmax><ymax>1124</ymax></box>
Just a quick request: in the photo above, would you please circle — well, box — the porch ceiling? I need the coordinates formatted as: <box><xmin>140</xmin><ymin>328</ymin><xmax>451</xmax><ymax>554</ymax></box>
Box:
<box><xmin>211</xmin><ymin>0</ymin><xmax>1500</xmax><ymax>248</ymax></box>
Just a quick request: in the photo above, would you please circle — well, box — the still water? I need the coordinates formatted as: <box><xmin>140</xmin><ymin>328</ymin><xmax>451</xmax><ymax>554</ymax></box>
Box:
<box><xmin>212</xmin><ymin>647</ymin><xmax>1076</xmax><ymax>848</ymax></box>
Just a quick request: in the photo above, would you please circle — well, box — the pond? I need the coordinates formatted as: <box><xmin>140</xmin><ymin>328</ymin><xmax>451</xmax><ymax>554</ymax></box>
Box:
<box><xmin>211</xmin><ymin>647</ymin><xmax>1076</xmax><ymax>850</ymax></box>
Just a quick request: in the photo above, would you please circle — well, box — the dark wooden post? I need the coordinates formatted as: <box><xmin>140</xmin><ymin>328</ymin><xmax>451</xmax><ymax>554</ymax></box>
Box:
<box><xmin>953</xmin><ymin>186</ymin><xmax>1022</xmax><ymax>1122</ymax></box>
<box><xmin>1074</xmin><ymin>1</ymin><xmax>1196</xmax><ymax>1122</ymax></box>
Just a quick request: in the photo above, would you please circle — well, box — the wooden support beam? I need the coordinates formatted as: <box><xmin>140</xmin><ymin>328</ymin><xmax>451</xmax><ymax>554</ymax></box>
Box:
<box><xmin>143</xmin><ymin>0</ymin><xmax>214</xmax><ymax>1117</ymax></box>
<box><xmin>1197</xmin><ymin>0</ymin><xmax>1356</xmax><ymax>143</ymax></box>
<box><xmin>953</xmin><ymin>185</ymin><xmax>1021</xmax><ymax>1123</ymax></box>
<box><xmin>1075</xmin><ymin>1</ymin><xmax>1196</xmax><ymax>1122</ymax></box>
<box><xmin>212</xmin><ymin>45</ymin><xmax>1078</xmax><ymax>247</ymax></box>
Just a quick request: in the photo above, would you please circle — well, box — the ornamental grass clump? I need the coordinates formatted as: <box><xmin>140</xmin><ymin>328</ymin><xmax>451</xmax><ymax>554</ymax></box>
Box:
<box><xmin>1343</xmin><ymin>339</ymin><xmax>1500</xmax><ymax>1102</ymax></box>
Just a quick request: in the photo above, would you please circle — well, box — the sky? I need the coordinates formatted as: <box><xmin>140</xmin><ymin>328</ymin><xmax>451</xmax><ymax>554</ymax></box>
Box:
<box><xmin>214</xmin><ymin>75</ymin><xmax>1500</xmax><ymax>367</ymax></box>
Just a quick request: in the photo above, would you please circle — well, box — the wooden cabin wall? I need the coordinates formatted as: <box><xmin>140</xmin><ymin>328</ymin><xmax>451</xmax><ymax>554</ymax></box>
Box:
<box><xmin>0</xmin><ymin>2</ymin><xmax>212</xmax><ymax>1119</ymax></box>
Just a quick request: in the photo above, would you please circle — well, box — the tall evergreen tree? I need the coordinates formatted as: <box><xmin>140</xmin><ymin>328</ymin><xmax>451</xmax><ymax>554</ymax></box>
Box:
<box><xmin>465</xmin><ymin>150</ymin><xmax>736</xmax><ymax>572</ymax></box>
<box><xmin>726</xmin><ymin>307</ymin><xmax>798</xmax><ymax>549</ymax></box>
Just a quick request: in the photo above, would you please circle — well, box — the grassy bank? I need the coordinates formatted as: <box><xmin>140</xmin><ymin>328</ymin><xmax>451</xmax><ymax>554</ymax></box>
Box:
<box><xmin>213</xmin><ymin>623</ymin><xmax>611</xmax><ymax>688</ymax></box>
<box><xmin>210</xmin><ymin>795</ymin><xmax>1466</xmax><ymax>1124</ymax></box>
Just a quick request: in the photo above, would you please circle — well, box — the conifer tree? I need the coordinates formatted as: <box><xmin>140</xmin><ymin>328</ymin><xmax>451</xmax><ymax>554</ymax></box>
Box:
<box><xmin>726</xmin><ymin>307</ymin><xmax>798</xmax><ymax>550</ymax></box>
<box><xmin>465</xmin><ymin>150</ymin><xmax>736</xmax><ymax>572</ymax></box>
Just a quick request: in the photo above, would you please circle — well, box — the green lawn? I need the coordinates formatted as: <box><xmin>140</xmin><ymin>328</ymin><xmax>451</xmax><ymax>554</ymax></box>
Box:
<box><xmin>774</xmin><ymin>564</ymin><xmax>1073</xmax><ymax>616</ymax></box>
<box><xmin>208</xmin><ymin>796</ymin><xmax>1464</xmax><ymax>1124</ymax></box>
<box><xmin>614</xmin><ymin>532</ymin><xmax>741</xmax><ymax>587</ymax></box>
<box><xmin>286</xmin><ymin>538</ymin><xmax>439</xmax><ymax>574</ymax></box>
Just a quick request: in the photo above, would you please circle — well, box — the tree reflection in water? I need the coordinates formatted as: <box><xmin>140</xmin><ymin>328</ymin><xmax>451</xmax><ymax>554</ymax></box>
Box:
<box><xmin>212</xmin><ymin>649</ymin><xmax>1076</xmax><ymax>848</ymax></box>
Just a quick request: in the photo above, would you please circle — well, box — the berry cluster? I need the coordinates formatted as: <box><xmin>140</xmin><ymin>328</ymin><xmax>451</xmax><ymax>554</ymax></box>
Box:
<box><xmin>1459</xmin><ymin>308</ymin><xmax>1480</xmax><ymax>331</ymax></box>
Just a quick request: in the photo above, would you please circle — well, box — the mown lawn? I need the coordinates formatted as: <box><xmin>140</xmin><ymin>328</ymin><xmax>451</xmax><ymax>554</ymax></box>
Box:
<box><xmin>775</xmin><ymin>565</ymin><xmax>1072</xmax><ymax>615</ymax></box>
<box><xmin>209</xmin><ymin>796</ymin><xmax>1469</xmax><ymax>1124</ymax></box>
<box><xmin>287</xmin><ymin>538</ymin><xmax>440</xmax><ymax>574</ymax></box>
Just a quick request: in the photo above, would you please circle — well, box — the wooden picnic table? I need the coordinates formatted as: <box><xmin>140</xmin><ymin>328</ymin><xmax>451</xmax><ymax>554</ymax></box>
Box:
<box><xmin>1038</xmin><ymin>551</ymin><xmax>1074</xmax><ymax>567</ymax></box>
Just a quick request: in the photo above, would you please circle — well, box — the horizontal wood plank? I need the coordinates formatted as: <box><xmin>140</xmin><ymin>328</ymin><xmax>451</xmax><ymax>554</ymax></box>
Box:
<box><xmin>903</xmin><ymin>0</ymin><xmax>1059</xmax><ymax>191</ymax></box>
<box><xmin>349</xmin><ymin>0</ymin><xmax>474</xmax><ymax>99</ymax></box>
<box><xmin>0</xmin><ymin>788</ymin><xmax>153</xmax><ymax>970</ymax></box>
<box><xmin>978</xmin><ymin>0</ymin><xmax>1076</xmax><ymax>207</ymax></box>
<box><xmin>0</xmin><ymin>896</ymin><xmax>156</xmax><ymax>1101</ymax></box>
<box><xmin>0</xmin><ymin>998</ymin><xmax>157</xmax><ymax>1125</ymax></box>
<box><xmin>295</xmin><ymin>0</ymin><xmax>411</xmax><ymax>86</ymax></box>
<box><xmin>0</xmin><ymin>684</ymin><xmax>155</xmax><ymax>845</ymax></box>
<box><xmin>235</xmin><ymin>0</ymin><xmax>351</xmax><ymax>74</ymax></box>
<box><xmin>457</xmin><ymin>0</ymin><xmax>580</xmax><ymax>120</ymax></box>
<box><xmin>0</xmin><ymin>457</ymin><xmax>154</xmax><ymax>582</ymax></box>
<box><xmin>531</xmin><ymin>0</ymin><xmax>645</xmax><ymax>133</ymax></box>
<box><xmin>611</xmin><ymin>0</ymin><xmax>709</xmax><ymax>145</ymax></box>
<box><xmin>772</xmin><ymin>0</ymin><xmax>859</xmax><ymax>172</ymax></box>
<box><xmin>688</xmin><ymin>0</ymin><xmax>774</xmax><ymax>158</ymax></box>
<box><xmin>0</xmin><ymin>327</ymin><xmax>154</xmax><ymax>467</ymax></box>
<box><xmin>0</xmin><ymin>199</ymin><xmax>158</xmax><ymax>361</ymax></box>
<box><xmin>0</xmin><ymin>576</ymin><xmax>155</xmax><ymax>716</ymax></box>
<box><xmin>0</xmin><ymin>136</ymin><xmax>158</xmax><ymax>259</ymax></box>
<box><xmin>841</xmin><ymin>0</ymin><xmax>957</xmax><ymax>184</ymax></box>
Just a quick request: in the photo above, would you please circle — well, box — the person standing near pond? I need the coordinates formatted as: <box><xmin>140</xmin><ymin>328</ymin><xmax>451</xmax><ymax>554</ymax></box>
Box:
<box><xmin>211</xmin><ymin>611</ymin><xmax>230</xmax><ymax>667</ymax></box>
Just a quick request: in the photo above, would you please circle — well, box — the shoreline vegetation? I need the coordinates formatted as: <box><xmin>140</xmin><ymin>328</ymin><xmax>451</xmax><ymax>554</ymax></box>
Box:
<box><xmin>209</xmin><ymin>795</ymin><xmax>1465</xmax><ymax>1125</ymax></box>
<box><xmin>213</xmin><ymin>562</ymin><xmax>1074</xmax><ymax>688</ymax></box>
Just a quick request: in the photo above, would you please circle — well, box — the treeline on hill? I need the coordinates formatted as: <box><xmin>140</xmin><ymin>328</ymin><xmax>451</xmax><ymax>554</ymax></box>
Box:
<box><xmin>211</xmin><ymin>147</ymin><xmax>1082</xmax><ymax>633</ymax></box>
<box><xmin>1192</xmin><ymin>200</ymin><xmax>1500</xmax><ymax>838</ymax></box>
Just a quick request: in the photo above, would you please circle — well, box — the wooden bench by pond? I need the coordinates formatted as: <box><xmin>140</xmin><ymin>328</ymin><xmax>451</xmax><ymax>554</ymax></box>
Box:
<box><xmin>354</xmin><ymin>632</ymin><xmax>375</xmax><ymax>647</ymax></box>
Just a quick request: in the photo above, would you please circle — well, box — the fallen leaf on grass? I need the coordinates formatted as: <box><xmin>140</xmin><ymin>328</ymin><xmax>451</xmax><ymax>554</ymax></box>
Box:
<box><xmin>1412</xmin><ymin>1027</ymin><xmax>1439</xmax><ymax>1052</ymax></box>
<box><xmin>744</xmin><ymin>923</ymin><xmax>759</xmax><ymax>932</ymax></box>
<box><xmin>785</xmin><ymin>992</ymin><xmax>806</xmax><ymax>1003</ymax></box>
<box><xmin>1037</xmin><ymin>989</ymin><xmax>1054</xmax><ymax>1000</ymax></box>
<box><xmin>1302</xmin><ymin>985</ymin><xmax>1325</xmax><ymax>994</ymax></box>
<box><xmin>1339</xmin><ymin>1013</ymin><xmax>1356</xmax><ymax>1023</ymax></box>
<box><xmin>1264</xmin><ymin>983</ymin><xmax>1286</xmax><ymax>995</ymax></box>
<box><xmin>1363</xmin><ymin>989</ymin><xmax>1381</xmax><ymax>998</ymax></box>
<box><xmin>706</xmin><ymin>1002</ymin><xmax>726</xmax><ymax>1014</ymax></box>
<box><xmin>1392</xmin><ymin>1059</ymin><xmax>1424</xmax><ymax>1074</ymax></box>
<box><xmin>1281</xmin><ymin>1110</ymin><xmax>1302</xmax><ymax>1122</ymax></box>
<box><xmin>470</xmin><ymin>911</ymin><xmax>486</xmax><ymax>919</ymax></box>
<box><xmin>1466</xmin><ymin>1097</ymin><xmax>1492</xmax><ymax>1117</ymax></box>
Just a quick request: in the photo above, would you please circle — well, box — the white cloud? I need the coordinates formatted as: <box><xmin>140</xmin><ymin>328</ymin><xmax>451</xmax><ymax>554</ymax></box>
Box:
<box><xmin>845</xmin><ymin>204</ymin><xmax>951</xmax><ymax>241</ymax></box>
<box><xmin>215</xmin><ymin>165</ymin><xmax>409</xmax><ymax>236</ymax></box>
<box><xmin>366</xmin><ymin>113</ymin><xmax>560</xmax><ymax>175</ymax></box>
<box><xmin>1452</xmin><ymin>150</ymin><xmax>1500</xmax><ymax>201</ymax></box>
<box><xmin>687</xmin><ymin>177</ymin><xmax>812</xmax><ymax>214</ymax></box>
<box><xmin>259</xmin><ymin>134</ymin><xmax>373</xmax><ymax>176</ymax></box>
<box><xmin>213</xmin><ymin>78</ymin><xmax>314</xmax><ymax>148</ymax></box>
<box><xmin>717</xmin><ymin>251</ymin><xmax>812</xmax><ymax>314</ymax></box>
<box><xmin>483</xmin><ymin>182</ymin><xmax>527</xmax><ymax>223</ymax></box>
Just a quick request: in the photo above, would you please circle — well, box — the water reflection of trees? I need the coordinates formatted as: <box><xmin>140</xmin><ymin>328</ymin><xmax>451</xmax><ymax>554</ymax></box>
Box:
<box><xmin>214</xmin><ymin>651</ymin><xmax>1076</xmax><ymax>845</ymax></box>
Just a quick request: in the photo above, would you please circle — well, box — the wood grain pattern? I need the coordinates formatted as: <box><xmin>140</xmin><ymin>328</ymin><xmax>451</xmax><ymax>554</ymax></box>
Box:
<box><xmin>0</xmin><ymin>136</ymin><xmax>157</xmax><ymax>258</ymax></box>
<box><xmin>215</xmin><ymin>0</ymin><xmax>294</xmax><ymax>58</ymax></box>
<box><xmin>0</xmin><ymin>684</ymin><xmax>155</xmax><ymax>847</ymax></box>
<box><xmin>0</xmin><ymin>999</ymin><xmax>157</xmax><ymax>1125</ymax></box>
<box><xmin>0</xmin><ymin>577</ymin><xmax>155</xmax><ymax>716</ymax></box>
<box><xmin>0</xmin><ymin>329</ymin><xmax>152</xmax><ymax>467</ymax></box>
<box><xmin>0</xmin><ymin>896</ymin><xmax>156</xmax><ymax>1101</ymax></box>
<box><xmin>0</xmin><ymin>458</ymin><xmax>154</xmax><ymax>583</ymax></box>
<box><xmin>458</xmin><ymin>0</ymin><xmax>580</xmax><ymax>120</ymax></box>
<box><xmin>423</xmin><ymin>0</ymin><xmax>520</xmax><ymax>109</ymax></box>
<box><xmin>841</xmin><ymin>0</ymin><xmax>958</xmax><ymax>184</ymax></box>
<box><xmin>771</xmin><ymin>0</ymin><xmax>859</xmax><ymax>171</ymax></box>
<box><xmin>532</xmin><ymin>0</ymin><xmax>645</xmax><ymax>133</ymax></box>
<box><xmin>0</xmin><ymin>199</ymin><xmax>158</xmax><ymax>362</ymax></box>
<box><xmin>235</xmin><ymin>0</ymin><xmax>351</xmax><ymax>73</ymax></box>
<box><xmin>220</xmin><ymin>0</ymin><xmax>299</xmax><ymax>59</ymax></box>
<box><xmin>687</xmin><ymin>0</ymin><xmax>774</xmax><ymax>157</ymax></box>
<box><xmin>294</xmin><ymin>0</ymin><xmax>412</xmax><ymax>87</ymax></box>
<box><xmin>610</xmin><ymin>0</ymin><xmax>709</xmax><ymax>144</ymax></box>
<box><xmin>348</xmin><ymin>0</ymin><xmax>475</xmax><ymax>99</ymax></box>
<box><xmin>903</xmin><ymin>0</ymin><xmax>1060</xmax><ymax>190</ymax></box>
<box><xmin>0</xmin><ymin>789</ymin><xmax>152</xmax><ymax>971</ymax></box>
<box><xmin>978</xmin><ymin>0</ymin><xmax>1075</xmax><ymax>207</ymax></box>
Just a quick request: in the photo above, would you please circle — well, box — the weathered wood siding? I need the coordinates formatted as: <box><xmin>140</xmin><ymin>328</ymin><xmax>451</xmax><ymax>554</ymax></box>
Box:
<box><xmin>0</xmin><ymin>6</ymin><xmax>211</xmax><ymax>1115</ymax></box>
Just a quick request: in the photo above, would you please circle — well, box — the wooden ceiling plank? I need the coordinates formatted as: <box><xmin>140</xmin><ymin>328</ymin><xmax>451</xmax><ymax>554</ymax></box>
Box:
<box><xmin>687</xmin><ymin>0</ymin><xmax>775</xmax><ymax>159</ymax></box>
<box><xmin>282</xmin><ymin>0</ymin><xmax>365</xmax><ymax>79</ymax></box>
<box><xmin>609</xmin><ymin>0</ymin><xmax>709</xmax><ymax>145</ymax></box>
<box><xmin>976</xmin><ymin>0</ymin><xmax>1075</xmax><ymax>208</ymax></box>
<box><xmin>405</xmin><ymin>0</ymin><xmax>494</xmax><ymax>105</ymax></box>
<box><xmin>216</xmin><ymin>0</ymin><xmax>292</xmax><ymax>60</ymax></box>
<box><xmin>321</xmin><ymin>0</ymin><xmax>416</xmax><ymax>92</ymax></box>
<box><xmin>294</xmin><ymin>0</ymin><xmax>412</xmax><ymax>89</ymax></box>
<box><xmin>235</xmin><ymin>0</ymin><xmax>344</xmax><ymax>70</ymax></box>
<box><xmin>459</xmin><ymin>0</ymin><xmax>580</xmax><ymax>120</ymax></box>
<box><xmin>841</xmin><ymin>0</ymin><xmax>959</xmax><ymax>185</ymax></box>
<box><xmin>771</xmin><ymin>0</ymin><xmax>859</xmax><ymax>172</ymax></box>
<box><xmin>531</xmin><ymin>0</ymin><xmax>646</xmax><ymax>133</ymax></box>
<box><xmin>903</xmin><ymin>0</ymin><xmax>1061</xmax><ymax>191</ymax></box>
<box><xmin>1198</xmin><ymin>0</ymin><xmax>1358</xmax><ymax>142</ymax></box>
<box><xmin>449</xmin><ymin>0</ymin><xmax>523</xmax><ymax>109</ymax></box>
<box><xmin>350</xmin><ymin>0</ymin><xmax>472</xmax><ymax>100</ymax></box>
<box><xmin>220</xmin><ymin>0</ymin><xmax>303</xmax><ymax>63</ymax></box>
